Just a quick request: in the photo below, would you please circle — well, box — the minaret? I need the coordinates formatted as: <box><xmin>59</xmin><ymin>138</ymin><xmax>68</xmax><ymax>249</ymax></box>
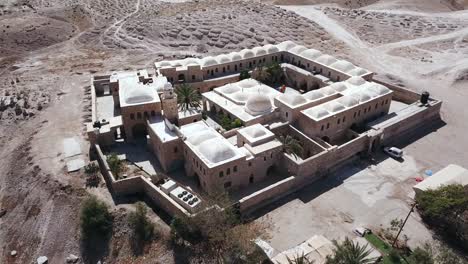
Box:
<box><xmin>161</xmin><ymin>82</ymin><xmax>178</xmax><ymax>123</ymax></box>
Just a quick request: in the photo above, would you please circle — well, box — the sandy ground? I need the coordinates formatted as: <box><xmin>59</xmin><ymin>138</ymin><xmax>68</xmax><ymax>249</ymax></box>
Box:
<box><xmin>0</xmin><ymin>0</ymin><xmax>467</xmax><ymax>263</ymax></box>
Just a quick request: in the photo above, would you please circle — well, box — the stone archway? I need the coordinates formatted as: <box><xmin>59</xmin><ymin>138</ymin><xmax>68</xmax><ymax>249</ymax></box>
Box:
<box><xmin>132</xmin><ymin>123</ymin><xmax>147</xmax><ymax>139</ymax></box>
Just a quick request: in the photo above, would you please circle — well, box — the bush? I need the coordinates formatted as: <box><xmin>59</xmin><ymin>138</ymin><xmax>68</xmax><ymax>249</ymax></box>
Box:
<box><xmin>80</xmin><ymin>196</ymin><xmax>113</xmax><ymax>241</ymax></box>
<box><xmin>239</xmin><ymin>69</ymin><xmax>250</xmax><ymax>80</ymax></box>
<box><xmin>388</xmin><ymin>249</ymin><xmax>401</xmax><ymax>263</ymax></box>
<box><xmin>409</xmin><ymin>246</ymin><xmax>434</xmax><ymax>264</ymax></box>
<box><xmin>128</xmin><ymin>202</ymin><xmax>155</xmax><ymax>242</ymax></box>
<box><xmin>231</xmin><ymin>118</ymin><xmax>242</xmax><ymax>129</ymax></box>
<box><xmin>106</xmin><ymin>153</ymin><xmax>123</xmax><ymax>179</ymax></box>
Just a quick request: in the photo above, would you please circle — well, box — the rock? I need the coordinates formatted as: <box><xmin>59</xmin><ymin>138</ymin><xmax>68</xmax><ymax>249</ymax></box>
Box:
<box><xmin>66</xmin><ymin>254</ymin><xmax>79</xmax><ymax>263</ymax></box>
<box><xmin>10</xmin><ymin>250</ymin><xmax>17</xmax><ymax>256</ymax></box>
<box><xmin>37</xmin><ymin>256</ymin><xmax>48</xmax><ymax>264</ymax></box>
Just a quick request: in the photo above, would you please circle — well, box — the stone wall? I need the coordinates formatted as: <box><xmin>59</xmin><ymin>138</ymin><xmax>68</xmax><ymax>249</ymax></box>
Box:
<box><xmin>372</xmin><ymin>78</ymin><xmax>420</xmax><ymax>104</ymax></box>
<box><xmin>94</xmin><ymin>144</ymin><xmax>191</xmax><ymax>217</ymax></box>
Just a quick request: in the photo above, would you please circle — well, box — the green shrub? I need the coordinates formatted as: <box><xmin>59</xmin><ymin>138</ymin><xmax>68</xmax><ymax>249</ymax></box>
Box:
<box><xmin>128</xmin><ymin>202</ymin><xmax>155</xmax><ymax>242</ymax></box>
<box><xmin>106</xmin><ymin>153</ymin><xmax>123</xmax><ymax>179</ymax></box>
<box><xmin>239</xmin><ymin>69</ymin><xmax>250</xmax><ymax>80</ymax></box>
<box><xmin>80</xmin><ymin>196</ymin><xmax>113</xmax><ymax>240</ymax></box>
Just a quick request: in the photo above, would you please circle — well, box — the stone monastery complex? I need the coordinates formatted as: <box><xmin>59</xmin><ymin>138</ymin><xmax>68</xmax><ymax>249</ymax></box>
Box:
<box><xmin>88</xmin><ymin>41</ymin><xmax>441</xmax><ymax>216</ymax></box>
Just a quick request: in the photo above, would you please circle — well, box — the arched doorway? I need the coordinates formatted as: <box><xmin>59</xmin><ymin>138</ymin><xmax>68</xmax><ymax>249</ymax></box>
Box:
<box><xmin>132</xmin><ymin>123</ymin><xmax>147</xmax><ymax>139</ymax></box>
<box><xmin>267</xmin><ymin>165</ymin><xmax>276</xmax><ymax>176</ymax></box>
<box><xmin>178</xmin><ymin>74</ymin><xmax>185</xmax><ymax>83</ymax></box>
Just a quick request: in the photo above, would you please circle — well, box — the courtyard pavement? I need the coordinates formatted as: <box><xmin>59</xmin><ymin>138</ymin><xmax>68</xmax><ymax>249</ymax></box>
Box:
<box><xmin>255</xmin><ymin>151</ymin><xmax>435</xmax><ymax>252</ymax></box>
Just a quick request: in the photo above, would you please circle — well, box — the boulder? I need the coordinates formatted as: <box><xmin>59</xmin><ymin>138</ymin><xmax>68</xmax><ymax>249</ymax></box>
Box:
<box><xmin>10</xmin><ymin>250</ymin><xmax>17</xmax><ymax>256</ymax></box>
<box><xmin>37</xmin><ymin>256</ymin><xmax>48</xmax><ymax>264</ymax></box>
<box><xmin>66</xmin><ymin>254</ymin><xmax>79</xmax><ymax>263</ymax></box>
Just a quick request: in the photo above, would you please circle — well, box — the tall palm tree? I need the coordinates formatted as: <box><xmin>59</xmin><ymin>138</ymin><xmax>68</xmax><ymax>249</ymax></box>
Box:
<box><xmin>175</xmin><ymin>84</ymin><xmax>202</xmax><ymax>111</ymax></box>
<box><xmin>286</xmin><ymin>252</ymin><xmax>314</xmax><ymax>264</ymax></box>
<box><xmin>266</xmin><ymin>62</ymin><xmax>283</xmax><ymax>84</ymax></box>
<box><xmin>326</xmin><ymin>237</ymin><xmax>377</xmax><ymax>264</ymax></box>
<box><xmin>252</xmin><ymin>66</ymin><xmax>270</xmax><ymax>83</ymax></box>
<box><xmin>279</xmin><ymin>134</ymin><xmax>303</xmax><ymax>159</ymax></box>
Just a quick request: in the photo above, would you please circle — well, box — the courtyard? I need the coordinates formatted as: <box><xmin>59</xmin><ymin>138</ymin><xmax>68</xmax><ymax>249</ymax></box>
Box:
<box><xmin>256</xmin><ymin>149</ymin><xmax>435</xmax><ymax>253</ymax></box>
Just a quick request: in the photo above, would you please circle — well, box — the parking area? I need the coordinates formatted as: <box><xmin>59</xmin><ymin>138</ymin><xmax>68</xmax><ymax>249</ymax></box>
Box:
<box><xmin>256</xmin><ymin>151</ymin><xmax>434</xmax><ymax>252</ymax></box>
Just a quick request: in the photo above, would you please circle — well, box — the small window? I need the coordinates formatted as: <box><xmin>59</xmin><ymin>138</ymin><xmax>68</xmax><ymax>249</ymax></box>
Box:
<box><xmin>375</xmin><ymin>103</ymin><xmax>378</xmax><ymax>109</ymax></box>
<box><xmin>381</xmin><ymin>101</ymin><xmax>384</xmax><ymax>106</ymax></box>
<box><xmin>364</xmin><ymin>108</ymin><xmax>367</xmax><ymax>114</ymax></box>
<box><xmin>235</xmin><ymin>65</ymin><xmax>238</xmax><ymax>71</ymax></box>
<box><xmin>219</xmin><ymin>171</ymin><xmax>224</xmax><ymax>178</ymax></box>
<box><xmin>263</xmin><ymin>58</ymin><xmax>266</xmax><ymax>63</ymax></box>
<box><xmin>307</xmin><ymin>63</ymin><xmax>310</xmax><ymax>68</ymax></box>
<box><xmin>227</xmin><ymin>168</ymin><xmax>231</xmax><ymax>175</ymax></box>
<box><xmin>207</xmin><ymin>70</ymin><xmax>209</xmax><ymax>75</ymax></box>
<box><xmin>215</xmin><ymin>68</ymin><xmax>218</xmax><ymax>73</ymax></box>
<box><xmin>337</xmin><ymin>118</ymin><xmax>341</xmax><ymax>124</ymax></box>
<box><xmin>270</xmin><ymin>153</ymin><xmax>273</xmax><ymax>158</ymax></box>
<box><xmin>192</xmin><ymin>75</ymin><xmax>196</xmax><ymax>80</ymax></box>
<box><xmin>211</xmin><ymin>70</ymin><xmax>214</xmax><ymax>76</ymax></box>
<box><xmin>285</xmin><ymin>112</ymin><xmax>289</xmax><ymax>117</ymax></box>
<box><xmin>227</xmin><ymin>65</ymin><xmax>230</xmax><ymax>70</ymax></box>
<box><xmin>224</xmin><ymin>181</ymin><xmax>232</xmax><ymax>189</ymax></box>
<box><xmin>264</xmin><ymin>157</ymin><xmax>267</xmax><ymax>161</ymax></box>
<box><xmin>233</xmin><ymin>166</ymin><xmax>237</xmax><ymax>172</ymax></box>
<box><xmin>174</xmin><ymin>147</ymin><xmax>178</xmax><ymax>153</ymax></box>
<box><xmin>343</xmin><ymin>116</ymin><xmax>346</xmax><ymax>122</ymax></box>
<box><xmin>130</xmin><ymin>113</ymin><xmax>135</xmax><ymax>120</ymax></box>
<box><xmin>353</xmin><ymin>112</ymin><xmax>357</xmax><ymax>118</ymax></box>
<box><xmin>249</xmin><ymin>175</ymin><xmax>254</xmax><ymax>183</ymax></box>
<box><xmin>321</xmin><ymin>125</ymin><xmax>324</xmax><ymax>131</ymax></box>
<box><xmin>222</xmin><ymin>67</ymin><xmax>226</xmax><ymax>73</ymax></box>
<box><xmin>385</xmin><ymin>99</ymin><xmax>389</xmax><ymax>104</ymax></box>
<box><xmin>248</xmin><ymin>162</ymin><xmax>252</xmax><ymax>167</ymax></box>
<box><xmin>368</xmin><ymin>106</ymin><xmax>371</xmax><ymax>112</ymax></box>
<box><xmin>358</xmin><ymin>110</ymin><xmax>361</xmax><ymax>116</ymax></box>
<box><xmin>326</xmin><ymin>123</ymin><xmax>330</xmax><ymax>129</ymax></box>
<box><xmin>137</xmin><ymin>112</ymin><xmax>142</xmax><ymax>119</ymax></box>
<box><xmin>240</xmin><ymin>63</ymin><xmax>243</xmax><ymax>68</ymax></box>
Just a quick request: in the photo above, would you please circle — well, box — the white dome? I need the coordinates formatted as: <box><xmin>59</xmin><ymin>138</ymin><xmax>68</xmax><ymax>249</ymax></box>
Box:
<box><xmin>243</xmin><ymin>125</ymin><xmax>267</xmax><ymax>138</ymax></box>
<box><xmin>197</xmin><ymin>138</ymin><xmax>237</xmax><ymax>164</ymax></box>
<box><xmin>244</xmin><ymin>94</ymin><xmax>272</xmax><ymax>115</ymax></box>
<box><xmin>347</xmin><ymin>76</ymin><xmax>366</xmax><ymax>86</ymax></box>
<box><xmin>238</xmin><ymin>79</ymin><xmax>258</xmax><ymax>89</ymax></box>
<box><xmin>348</xmin><ymin>67</ymin><xmax>367</xmax><ymax>76</ymax></box>
<box><xmin>124</xmin><ymin>86</ymin><xmax>154</xmax><ymax>104</ymax></box>
<box><xmin>187</xmin><ymin>131</ymin><xmax>217</xmax><ymax>146</ymax></box>
<box><xmin>289</xmin><ymin>45</ymin><xmax>307</xmax><ymax>55</ymax></box>
<box><xmin>220</xmin><ymin>84</ymin><xmax>240</xmax><ymax>94</ymax></box>
<box><xmin>232</xmin><ymin>92</ymin><xmax>249</xmax><ymax>102</ymax></box>
<box><xmin>157</xmin><ymin>61</ymin><xmax>172</xmax><ymax>67</ymax></box>
<box><xmin>202</xmin><ymin>56</ymin><xmax>218</xmax><ymax>67</ymax></box>
<box><xmin>330</xmin><ymin>60</ymin><xmax>355</xmax><ymax>73</ymax></box>
<box><xmin>182</xmin><ymin>58</ymin><xmax>199</xmax><ymax>66</ymax></box>
<box><xmin>263</xmin><ymin>44</ymin><xmax>280</xmax><ymax>54</ymax></box>
<box><xmin>304</xmin><ymin>90</ymin><xmax>325</xmax><ymax>100</ymax></box>
<box><xmin>252</xmin><ymin>47</ymin><xmax>267</xmax><ymax>56</ymax></box>
<box><xmin>337</xmin><ymin>96</ymin><xmax>359</xmax><ymax>107</ymax></box>
<box><xmin>300</xmin><ymin>49</ymin><xmax>322</xmax><ymax>60</ymax></box>
<box><xmin>279</xmin><ymin>94</ymin><xmax>307</xmax><ymax>106</ymax></box>
<box><xmin>369</xmin><ymin>83</ymin><xmax>390</xmax><ymax>95</ymax></box>
<box><xmin>240</xmin><ymin>49</ymin><xmax>255</xmax><ymax>59</ymax></box>
<box><xmin>316</xmin><ymin>55</ymin><xmax>338</xmax><ymax>66</ymax></box>
<box><xmin>276</xmin><ymin>41</ymin><xmax>297</xmax><ymax>51</ymax></box>
<box><xmin>350</xmin><ymin>92</ymin><xmax>371</xmax><ymax>102</ymax></box>
<box><xmin>171</xmin><ymin>61</ymin><xmax>183</xmax><ymax>67</ymax></box>
<box><xmin>306</xmin><ymin>107</ymin><xmax>329</xmax><ymax>119</ymax></box>
<box><xmin>330</xmin><ymin>82</ymin><xmax>347</xmax><ymax>92</ymax></box>
<box><xmin>324</xmin><ymin>101</ymin><xmax>346</xmax><ymax>113</ymax></box>
<box><xmin>320</xmin><ymin>86</ymin><xmax>336</xmax><ymax>96</ymax></box>
<box><xmin>229</xmin><ymin>52</ymin><xmax>242</xmax><ymax>61</ymax></box>
<box><xmin>217</xmin><ymin>54</ymin><xmax>231</xmax><ymax>64</ymax></box>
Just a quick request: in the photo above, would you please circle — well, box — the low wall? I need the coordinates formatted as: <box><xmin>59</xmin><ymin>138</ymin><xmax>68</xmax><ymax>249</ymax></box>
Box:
<box><xmin>91</xmin><ymin>81</ymin><xmax>97</xmax><ymax>123</ymax></box>
<box><xmin>372</xmin><ymin>78</ymin><xmax>421</xmax><ymax>104</ymax></box>
<box><xmin>239</xmin><ymin>176</ymin><xmax>297</xmax><ymax>214</ymax></box>
<box><xmin>94</xmin><ymin>144</ymin><xmax>191</xmax><ymax>217</ymax></box>
<box><xmin>380</xmin><ymin>101</ymin><xmax>442</xmax><ymax>145</ymax></box>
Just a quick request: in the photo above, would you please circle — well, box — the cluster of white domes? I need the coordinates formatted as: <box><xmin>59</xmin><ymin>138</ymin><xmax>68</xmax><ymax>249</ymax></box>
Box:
<box><xmin>278</xmin><ymin>93</ymin><xmax>307</xmax><ymax>106</ymax></box>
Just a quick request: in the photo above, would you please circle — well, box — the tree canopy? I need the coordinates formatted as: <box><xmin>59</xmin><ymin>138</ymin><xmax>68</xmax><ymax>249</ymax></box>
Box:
<box><xmin>175</xmin><ymin>83</ymin><xmax>202</xmax><ymax>111</ymax></box>
<box><xmin>80</xmin><ymin>196</ymin><xmax>113</xmax><ymax>241</ymax></box>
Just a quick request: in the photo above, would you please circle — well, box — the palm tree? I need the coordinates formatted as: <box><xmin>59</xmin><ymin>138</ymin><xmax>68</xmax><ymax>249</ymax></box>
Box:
<box><xmin>326</xmin><ymin>237</ymin><xmax>377</xmax><ymax>264</ymax></box>
<box><xmin>266</xmin><ymin>62</ymin><xmax>283</xmax><ymax>84</ymax></box>
<box><xmin>252</xmin><ymin>66</ymin><xmax>270</xmax><ymax>83</ymax></box>
<box><xmin>286</xmin><ymin>252</ymin><xmax>314</xmax><ymax>264</ymax></box>
<box><xmin>175</xmin><ymin>84</ymin><xmax>201</xmax><ymax>111</ymax></box>
<box><xmin>279</xmin><ymin>134</ymin><xmax>303</xmax><ymax>159</ymax></box>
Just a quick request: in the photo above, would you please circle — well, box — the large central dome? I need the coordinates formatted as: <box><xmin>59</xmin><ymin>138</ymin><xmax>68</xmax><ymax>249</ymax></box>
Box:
<box><xmin>244</xmin><ymin>94</ymin><xmax>272</xmax><ymax>116</ymax></box>
<box><xmin>124</xmin><ymin>85</ymin><xmax>155</xmax><ymax>105</ymax></box>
